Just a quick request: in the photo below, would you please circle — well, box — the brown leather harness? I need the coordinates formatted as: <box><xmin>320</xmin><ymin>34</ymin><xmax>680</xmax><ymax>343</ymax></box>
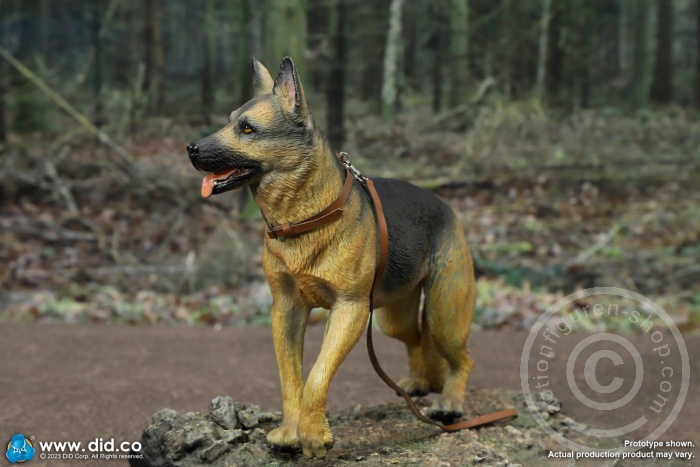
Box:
<box><xmin>264</xmin><ymin>153</ymin><xmax>518</xmax><ymax>432</ymax></box>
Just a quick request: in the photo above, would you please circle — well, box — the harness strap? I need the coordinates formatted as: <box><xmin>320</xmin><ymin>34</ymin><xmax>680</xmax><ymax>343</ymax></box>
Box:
<box><xmin>361</xmin><ymin>170</ymin><xmax>518</xmax><ymax>433</ymax></box>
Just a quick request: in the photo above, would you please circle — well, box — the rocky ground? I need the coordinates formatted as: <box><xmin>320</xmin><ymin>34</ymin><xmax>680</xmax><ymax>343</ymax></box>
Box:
<box><xmin>131</xmin><ymin>390</ymin><xmax>682</xmax><ymax>467</ymax></box>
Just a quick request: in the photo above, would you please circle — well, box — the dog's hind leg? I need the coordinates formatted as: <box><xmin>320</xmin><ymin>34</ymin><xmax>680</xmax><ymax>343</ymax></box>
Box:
<box><xmin>374</xmin><ymin>287</ymin><xmax>431</xmax><ymax>396</ymax></box>
<box><xmin>422</xmin><ymin>223</ymin><xmax>476</xmax><ymax>423</ymax></box>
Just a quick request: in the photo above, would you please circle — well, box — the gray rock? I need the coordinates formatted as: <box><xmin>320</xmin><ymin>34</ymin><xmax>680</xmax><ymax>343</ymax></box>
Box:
<box><xmin>131</xmin><ymin>409</ymin><xmax>181</xmax><ymax>467</ymax></box>
<box><xmin>209</xmin><ymin>396</ymin><xmax>239</xmax><ymax>430</ymax></box>
<box><xmin>131</xmin><ymin>398</ymin><xmax>254</xmax><ymax>467</ymax></box>
<box><xmin>237</xmin><ymin>408</ymin><xmax>260</xmax><ymax>429</ymax></box>
<box><xmin>200</xmin><ymin>439</ymin><xmax>230</xmax><ymax>464</ymax></box>
<box><xmin>257</xmin><ymin>411</ymin><xmax>281</xmax><ymax>423</ymax></box>
<box><xmin>222</xmin><ymin>429</ymin><xmax>247</xmax><ymax>445</ymax></box>
<box><xmin>247</xmin><ymin>428</ymin><xmax>267</xmax><ymax>444</ymax></box>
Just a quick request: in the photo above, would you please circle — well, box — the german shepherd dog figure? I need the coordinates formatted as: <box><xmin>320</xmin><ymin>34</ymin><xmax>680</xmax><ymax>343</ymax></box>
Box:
<box><xmin>187</xmin><ymin>57</ymin><xmax>476</xmax><ymax>459</ymax></box>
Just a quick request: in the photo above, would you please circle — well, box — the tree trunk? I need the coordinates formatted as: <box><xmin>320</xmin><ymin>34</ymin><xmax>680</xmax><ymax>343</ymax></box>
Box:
<box><xmin>382</xmin><ymin>0</ymin><xmax>404</xmax><ymax>120</ymax></box>
<box><xmin>40</xmin><ymin>0</ymin><xmax>50</xmax><ymax>67</ymax></box>
<box><xmin>150</xmin><ymin>0</ymin><xmax>166</xmax><ymax>113</ymax></box>
<box><xmin>500</xmin><ymin>0</ymin><xmax>513</xmax><ymax>98</ymax></box>
<box><xmin>235</xmin><ymin>0</ymin><xmax>250</xmax><ymax>105</ymax></box>
<box><xmin>432</xmin><ymin>0</ymin><xmax>445</xmax><ymax>113</ymax></box>
<box><xmin>403</xmin><ymin>3</ymin><xmax>417</xmax><ymax>90</ymax></box>
<box><xmin>201</xmin><ymin>0</ymin><xmax>215</xmax><ymax>123</ymax></box>
<box><xmin>359</xmin><ymin>1</ymin><xmax>388</xmax><ymax>112</ymax></box>
<box><xmin>629</xmin><ymin>0</ymin><xmax>652</xmax><ymax>109</ymax></box>
<box><xmin>534</xmin><ymin>0</ymin><xmax>552</xmax><ymax>99</ymax></box>
<box><xmin>142</xmin><ymin>0</ymin><xmax>155</xmax><ymax>94</ymax></box>
<box><xmin>577</xmin><ymin>6</ymin><xmax>591</xmax><ymax>108</ymax></box>
<box><xmin>448</xmin><ymin>0</ymin><xmax>469</xmax><ymax>107</ymax></box>
<box><xmin>619</xmin><ymin>0</ymin><xmax>631</xmax><ymax>74</ymax></box>
<box><xmin>247</xmin><ymin>0</ymin><xmax>263</xmax><ymax>60</ymax></box>
<box><xmin>650</xmin><ymin>0</ymin><xmax>674</xmax><ymax>103</ymax></box>
<box><xmin>0</xmin><ymin>0</ymin><xmax>7</xmax><ymax>142</ymax></box>
<box><xmin>326</xmin><ymin>0</ymin><xmax>346</xmax><ymax>148</ymax></box>
<box><xmin>696</xmin><ymin>0</ymin><xmax>700</xmax><ymax>108</ymax></box>
<box><xmin>237</xmin><ymin>0</ymin><xmax>263</xmax><ymax>105</ymax></box>
<box><xmin>546</xmin><ymin>4</ymin><xmax>564</xmax><ymax>104</ymax></box>
<box><xmin>92</xmin><ymin>0</ymin><xmax>104</xmax><ymax>128</ymax></box>
<box><xmin>14</xmin><ymin>0</ymin><xmax>46</xmax><ymax>131</ymax></box>
<box><xmin>264</xmin><ymin>0</ymin><xmax>307</xmax><ymax>82</ymax></box>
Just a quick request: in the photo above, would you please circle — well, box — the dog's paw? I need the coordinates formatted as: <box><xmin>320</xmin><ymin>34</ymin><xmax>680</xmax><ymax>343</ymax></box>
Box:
<box><xmin>427</xmin><ymin>397</ymin><xmax>464</xmax><ymax>424</ymax></box>
<box><xmin>397</xmin><ymin>376</ymin><xmax>430</xmax><ymax>397</ymax></box>
<box><xmin>266</xmin><ymin>423</ymin><xmax>301</xmax><ymax>450</ymax></box>
<box><xmin>297</xmin><ymin>415</ymin><xmax>334</xmax><ymax>459</ymax></box>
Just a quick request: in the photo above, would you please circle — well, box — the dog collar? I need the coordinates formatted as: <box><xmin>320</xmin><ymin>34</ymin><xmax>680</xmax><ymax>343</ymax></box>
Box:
<box><xmin>264</xmin><ymin>166</ymin><xmax>355</xmax><ymax>240</ymax></box>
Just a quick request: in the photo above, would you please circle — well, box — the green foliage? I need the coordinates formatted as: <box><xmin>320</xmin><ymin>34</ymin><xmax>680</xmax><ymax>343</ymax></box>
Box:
<box><xmin>1</xmin><ymin>284</ymin><xmax>272</xmax><ymax>327</ymax></box>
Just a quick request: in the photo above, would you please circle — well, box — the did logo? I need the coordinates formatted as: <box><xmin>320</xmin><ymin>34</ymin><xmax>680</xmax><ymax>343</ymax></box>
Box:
<box><xmin>5</xmin><ymin>434</ymin><xmax>35</xmax><ymax>463</ymax></box>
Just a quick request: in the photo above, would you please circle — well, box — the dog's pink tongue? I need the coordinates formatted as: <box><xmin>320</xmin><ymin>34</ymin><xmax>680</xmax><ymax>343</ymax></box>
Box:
<box><xmin>201</xmin><ymin>168</ymin><xmax>237</xmax><ymax>198</ymax></box>
<box><xmin>201</xmin><ymin>176</ymin><xmax>216</xmax><ymax>198</ymax></box>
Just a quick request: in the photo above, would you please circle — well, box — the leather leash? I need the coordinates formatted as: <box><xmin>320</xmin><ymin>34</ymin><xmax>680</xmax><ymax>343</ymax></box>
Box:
<box><xmin>267</xmin><ymin>152</ymin><xmax>518</xmax><ymax>431</ymax></box>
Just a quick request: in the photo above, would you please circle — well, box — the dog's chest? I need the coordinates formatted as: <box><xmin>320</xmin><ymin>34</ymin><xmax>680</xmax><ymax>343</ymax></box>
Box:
<box><xmin>295</xmin><ymin>274</ymin><xmax>336</xmax><ymax>309</ymax></box>
<box><xmin>265</xmin><ymin>241</ymin><xmax>342</xmax><ymax>309</ymax></box>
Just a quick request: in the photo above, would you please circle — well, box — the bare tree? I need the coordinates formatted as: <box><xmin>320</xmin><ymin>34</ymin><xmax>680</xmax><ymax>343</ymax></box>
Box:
<box><xmin>142</xmin><ymin>0</ymin><xmax>155</xmax><ymax>95</ymax></box>
<box><xmin>650</xmin><ymin>0</ymin><xmax>673</xmax><ymax>104</ymax></box>
<box><xmin>201</xmin><ymin>0</ymin><xmax>215</xmax><ymax>123</ymax></box>
<box><xmin>151</xmin><ymin>0</ymin><xmax>165</xmax><ymax>113</ymax></box>
<box><xmin>546</xmin><ymin>2</ymin><xmax>564</xmax><ymax>104</ymax></box>
<box><xmin>92</xmin><ymin>0</ymin><xmax>104</xmax><ymax>128</ymax></box>
<box><xmin>629</xmin><ymin>0</ymin><xmax>652</xmax><ymax>108</ymax></box>
<box><xmin>403</xmin><ymin>3</ymin><xmax>417</xmax><ymax>90</ymax></box>
<box><xmin>327</xmin><ymin>0</ymin><xmax>346</xmax><ymax>148</ymax></box>
<box><xmin>697</xmin><ymin>0</ymin><xmax>700</xmax><ymax>108</ymax></box>
<box><xmin>264</xmin><ymin>0</ymin><xmax>307</xmax><ymax>81</ymax></box>
<box><xmin>432</xmin><ymin>0</ymin><xmax>446</xmax><ymax>113</ymax></box>
<box><xmin>618</xmin><ymin>0</ymin><xmax>631</xmax><ymax>74</ymax></box>
<box><xmin>449</xmin><ymin>0</ymin><xmax>469</xmax><ymax>107</ymax></box>
<box><xmin>0</xmin><ymin>0</ymin><xmax>7</xmax><ymax>142</ymax></box>
<box><xmin>14</xmin><ymin>0</ymin><xmax>46</xmax><ymax>131</ymax></box>
<box><xmin>534</xmin><ymin>0</ymin><xmax>552</xmax><ymax>99</ymax></box>
<box><xmin>382</xmin><ymin>0</ymin><xmax>405</xmax><ymax>120</ymax></box>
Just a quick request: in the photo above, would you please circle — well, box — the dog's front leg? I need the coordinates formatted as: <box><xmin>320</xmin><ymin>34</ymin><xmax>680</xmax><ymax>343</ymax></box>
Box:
<box><xmin>266</xmin><ymin>292</ymin><xmax>310</xmax><ymax>450</ymax></box>
<box><xmin>298</xmin><ymin>299</ymin><xmax>368</xmax><ymax>459</ymax></box>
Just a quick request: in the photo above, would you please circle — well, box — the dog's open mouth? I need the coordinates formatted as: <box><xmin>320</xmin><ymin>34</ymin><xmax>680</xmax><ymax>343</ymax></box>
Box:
<box><xmin>201</xmin><ymin>166</ymin><xmax>257</xmax><ymax>198</ymax></box>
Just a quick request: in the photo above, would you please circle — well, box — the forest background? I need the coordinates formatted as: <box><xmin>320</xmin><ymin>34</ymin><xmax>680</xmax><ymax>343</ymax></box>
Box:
<box><xmin>1</xmin><ymin>0</ymin><xmax>698</xmax><ymax>334</ymax></box>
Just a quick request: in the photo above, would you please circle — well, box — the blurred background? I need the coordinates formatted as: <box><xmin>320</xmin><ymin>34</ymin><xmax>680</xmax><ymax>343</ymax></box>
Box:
<box><xmin>0</xmin><ymin>0</ymin><xmax>698</xmax><ymax>333</ymax></box>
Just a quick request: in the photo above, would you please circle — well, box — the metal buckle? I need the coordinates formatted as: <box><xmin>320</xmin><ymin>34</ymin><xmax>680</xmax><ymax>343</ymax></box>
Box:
<box><xmin>338</xmin><ymin>152</ymin><xmax>367</xmax><ymax>184</ymax></box>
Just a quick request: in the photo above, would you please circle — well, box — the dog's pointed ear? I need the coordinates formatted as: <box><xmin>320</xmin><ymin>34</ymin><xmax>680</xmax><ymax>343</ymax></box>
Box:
<box><xmin>252</xmin><ymin>58</ymin><xmax>274</xmax><ymax>97</ymax></box>
<box><xmin>273</xmin><ymin>56</ymin><xmax>308</xmax><ymax>121</ymax></box>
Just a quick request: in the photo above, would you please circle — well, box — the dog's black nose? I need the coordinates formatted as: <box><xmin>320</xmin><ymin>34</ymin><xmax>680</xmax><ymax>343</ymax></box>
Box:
<box><xmin>186</xmin><ymin>143</ymin><xmax>200</xmax><ymax>161</ymax></box>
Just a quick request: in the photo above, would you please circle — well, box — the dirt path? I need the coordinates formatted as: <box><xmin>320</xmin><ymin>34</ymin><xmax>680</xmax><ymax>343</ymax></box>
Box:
<box><xmin>1</xmin><ymin>325</ymin><xmax>698</xmax><ymax>466</ymax></box>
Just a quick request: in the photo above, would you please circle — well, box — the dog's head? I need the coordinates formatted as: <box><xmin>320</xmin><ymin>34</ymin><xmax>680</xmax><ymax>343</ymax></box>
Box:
<box><xmin>187</xmin><ymin>57</ymin><xmax>315</xmax><ymax>198</ymax></box>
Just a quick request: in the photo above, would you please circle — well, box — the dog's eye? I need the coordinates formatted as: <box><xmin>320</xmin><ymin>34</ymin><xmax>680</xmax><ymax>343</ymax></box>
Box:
<box><xmin>242</xmin><ymin>124</ymin><xmax>254</xmax><ymax>134</ymax></box>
